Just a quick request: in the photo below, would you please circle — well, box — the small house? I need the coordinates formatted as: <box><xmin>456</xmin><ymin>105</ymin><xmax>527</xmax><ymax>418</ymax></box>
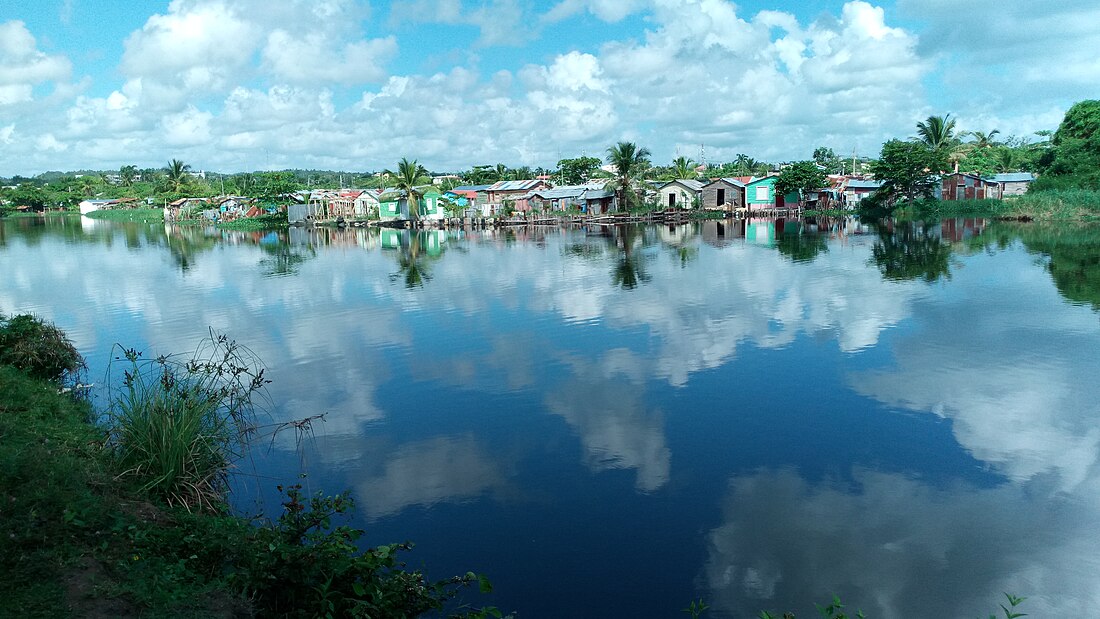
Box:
<box><xmin>657</xmin><ymin>179</ymin><xmax>705</xmax><ymax>209</ymax></box>
<box><xmin>986</xmin><ymin>172</ymin><xmax>1035</xmax><ymax>198</ymax></box>
<box><xmin>941</xmin><ymin>172</ymin><xmax>999</xmax><ymax>201</ymax></box>
<box><xmin>523</xmin><ymin>183</ymin><xmax>615</xmax><ymax>214</ymax></box>
<box><xmin>701</xmin><ymin>178</ymin><xmax>746</xmax><ymax>210</ymax></box>
<box><xmin>486</xmin><ymin>180</ymin><xmax>551</xmax><ymax>212</ymax></box>
<box><xmin>744</xmin><ymin>177</ymin><xmax>799</xmax><ymax>211</ymax></box>
<box><xmin>842</xmin><ymin>179</ymin><xmax>884</xmax><ymax>205</ymax></box>
<box><xmin>378</xmin><ymin>186</ymin><xmax>444</xmax><ymax>221</ymax></box>
<box><xmin>328</xmin><ymin>190</ymin><xmax>365</xmax><ymax>218</ymax></box>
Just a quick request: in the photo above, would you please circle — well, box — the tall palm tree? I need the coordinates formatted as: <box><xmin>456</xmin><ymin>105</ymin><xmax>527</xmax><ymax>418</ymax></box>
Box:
<box><xmin>671</xmin><ymin>156</ymin><xmax>696</xmax><ymax>179</ymax></box>
<box><xmin>915</xmin><ymin>114</ymin><xmax>960</xmax><ymax>151</ymax></box>
<box><xmin>733</xmin><ymin>154</ymin><xmax>753</xmax><ymax>176</ymax></box>
<box><xmin>166</xmin><ymin>159</ymin><xmax>191</xmax><ymax>193</ymax></box>
<box><xmin>384</xmin><ymin>158</ymin><xmax>431</xmax><ymax>221</ymax></box>
<box><xmin>605</xmin><ymin>142</ymin><xmax>651</xmax><ymax>210</ymax></box>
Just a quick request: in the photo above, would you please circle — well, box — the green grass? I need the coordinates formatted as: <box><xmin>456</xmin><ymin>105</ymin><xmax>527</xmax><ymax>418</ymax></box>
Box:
<box><xmin>214</xmin><ymin>213</ymin><xmax>288</xmax><ymax>230</ymax></box>
<box><xmin>0</xmin><ymin>365</ymin><xmax>112</xmax><ymax>617</ymax></box>
<box><xmin>1007</xmin><ymin>189</ymin><xmax>1100</xmax><ymax>220</ymax></box>
<box><xmin>85</xmin><ymin>208</ymin><xmax>165</xmax><ymax>222</ymax></box>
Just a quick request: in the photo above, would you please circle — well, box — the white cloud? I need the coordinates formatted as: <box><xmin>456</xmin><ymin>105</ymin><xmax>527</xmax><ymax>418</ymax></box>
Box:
<box><xmin>161</xmin><ymin>105</ymin><xmax>213</xmax><ymax>146</ymax></box>
<box><xmin>36</xmin><ymin>133</ymin><xmax>67</xmax><ymax>152</ymax></box>
<box><xmin>120</xmin><ymin>1</ymin><xmax>262</xmax><ymax>96</ymax></box>
<box><xmin>0</xmin><ymin>20</ymin><xmax>72</xmax><ymax>105</ymax></box>
<box><xmin>391</xmin><ymin>0</ymin><xmax>526</xmax><ymax>47</ymax></box>
<box><xmin>543</xmin><ymin>0</ymin><xmax>648</xmax><ymax>23</ymax></box>
<box><xmin>261</xmin><ymin>31</ymin><xmax>396</xmax><ymax>84</ymax></box>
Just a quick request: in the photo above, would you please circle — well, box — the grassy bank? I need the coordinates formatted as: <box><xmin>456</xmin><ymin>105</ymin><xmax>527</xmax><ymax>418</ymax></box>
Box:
<box><xmin>0</xmin><ymin>315</ymin><xmax>491</xmax><ymax>618</ymax></box>
<box><xmin>85</xmin><ymin>208</ymin><xmax>165</xmax><ymax>223</ymax></box>
<box><xmin>884</xmin><ymin>189</ymin><xmax>1100</xmax><ymax>221</ymax></box>
<box><xmin>215</xmin><ymin>213</ymin><xmax>289</xmax><ymax>230</ymax></box>
<box><xmin>0</xmin><ymin>210</ymin><xmax>79</xmax><ymax>219</ymax></box>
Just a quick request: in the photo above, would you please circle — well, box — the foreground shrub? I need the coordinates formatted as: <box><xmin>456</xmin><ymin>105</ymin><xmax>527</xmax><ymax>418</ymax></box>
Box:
<box><xmin>0</xmin><ymin>313</ymin><xmax>85</xmax><ymax>384</ymax></box>
<box><xmin>108</xmin><ymin>332</ymin><xmax>267</xmax><ymax>511</ymax></box>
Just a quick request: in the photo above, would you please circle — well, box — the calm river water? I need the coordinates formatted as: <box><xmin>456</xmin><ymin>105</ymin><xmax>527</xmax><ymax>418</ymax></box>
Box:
<box><xmin>3</xmin><ymin>214</ymin><xmax>1100</xmax><ymax>617</ymax></box>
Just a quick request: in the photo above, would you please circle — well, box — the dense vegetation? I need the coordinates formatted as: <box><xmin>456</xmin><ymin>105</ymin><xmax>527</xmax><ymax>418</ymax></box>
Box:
<box><xmin>865</xmin><ymin>100</ymin><xmax>1100</xmax><ymax>219</ymax></box>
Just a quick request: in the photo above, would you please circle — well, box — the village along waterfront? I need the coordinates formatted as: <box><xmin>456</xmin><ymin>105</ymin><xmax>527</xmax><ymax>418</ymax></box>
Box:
<box><xmin>3</xmin><ymin>214</ymin><xmax>1100</xmax><ymax>617</ymax></box>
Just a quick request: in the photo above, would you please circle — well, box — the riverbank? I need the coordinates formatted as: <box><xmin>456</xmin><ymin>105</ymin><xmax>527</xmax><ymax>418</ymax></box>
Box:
<box><xmin>889</xmin><ymin>189</ymin><xmax>1100</xmax><ymax>221</ymax></box>
<box><xmin>0</xmin><ymin>315</ymin><xmax>489</xmax><ymax>618</ymax></box>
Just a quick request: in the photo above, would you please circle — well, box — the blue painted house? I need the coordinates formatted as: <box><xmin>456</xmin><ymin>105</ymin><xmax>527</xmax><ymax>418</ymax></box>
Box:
<box><xmin>745</xmin><ymin>176</ymin><xmax>799</xmax><ymax>211</ymax></box>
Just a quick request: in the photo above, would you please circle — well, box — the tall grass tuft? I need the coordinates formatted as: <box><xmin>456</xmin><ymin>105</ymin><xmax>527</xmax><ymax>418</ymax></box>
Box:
<box><xmin>107</xmin><ymin>331</ymin><xmax>269</xmax><ymax>511</ymax></box>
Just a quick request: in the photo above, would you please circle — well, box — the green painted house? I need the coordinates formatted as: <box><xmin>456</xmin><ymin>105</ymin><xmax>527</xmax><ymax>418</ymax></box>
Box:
<box><xmin>378</xmin><ymin>186</ymin><xmax>444</xmax><ymax>221</ymax></box>
<box><xmin>744</xmin><ymin>176</ymin><xmax>799</xmax><ymax>211</ymax></box>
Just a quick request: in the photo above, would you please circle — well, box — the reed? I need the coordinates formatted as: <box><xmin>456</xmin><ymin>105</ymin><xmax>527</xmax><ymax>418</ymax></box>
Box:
<box><xmin>108</xmin><ymin>332</ymin><xmax>267</xmax><ymax>511</ymax></box>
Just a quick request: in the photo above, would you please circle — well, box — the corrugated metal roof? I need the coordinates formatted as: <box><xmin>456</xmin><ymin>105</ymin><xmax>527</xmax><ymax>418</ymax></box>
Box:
<box><xmin>580</xmin><ymin>189</ymin><xmax>614</xmax><ymax>200</ymax></box>
<box><xmin>528</xmin><ymin>187</ymin><xmax>586</xmax><ymax>199</ymax></box>
<box><xmin>988</xmin><ymin>172</ymin><xmax>1035</xmax><ymax>183</ymax></box>
<box><xmin>847</xmin><ymin>180</ymin><xmax>885</xmax><ymax>189</ymax></box>
<box><xmin>706</xmin><ymin>178</ymin><xmax>746</xmax><ymax>188</ymax></box>
<box><xmin>660</xmin><ymin>179</ymin><xmax>705</xmax><ymax>192</ymax></box>
<box><xmin>489</xmin><ymin>179</ymin><xmax>545</xmax><ymax>191</ymax></box>
<box><xmin>452</xmin><ymin>184</ymin><xmax>492</xmax><ymax>191</ymax></box>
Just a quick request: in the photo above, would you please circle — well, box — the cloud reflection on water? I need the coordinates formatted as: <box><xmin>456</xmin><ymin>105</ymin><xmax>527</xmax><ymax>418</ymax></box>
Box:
<box><xmin>701</xmin><ymin>468</ymin><xmax>1100</xmax><ymax>618</ymax></box>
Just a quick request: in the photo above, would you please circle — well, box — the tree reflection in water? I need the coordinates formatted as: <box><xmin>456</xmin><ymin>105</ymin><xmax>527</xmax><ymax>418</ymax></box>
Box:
<box><xmin>871</xmin><ymin>221</ymin><xmax>954</xmax><ymax>283</ymax></box>
<box><xmin>611</xmin><ymin>224</ymin><xmax>651</xmax><ymax>290</ymax></box>
<box><xmin>391</xmin><ymin>230</ymin><xmax>443</xmax><ymax>289</ymax></box>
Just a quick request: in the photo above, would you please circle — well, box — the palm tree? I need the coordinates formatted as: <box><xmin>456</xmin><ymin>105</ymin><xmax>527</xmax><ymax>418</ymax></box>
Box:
<box><xmin>605</xmin><ymin>142</ymin><xmax>651</xmax><ymax>210</ymax></box>
<box><xmin>967</xmin><ymin>129</ymin><xmax>1001</xmax><ymax>149</ymax></box>
<box><xmin>119</xmin><ymin>165</ymin><xmax>138</xmax><ymax>187</ymax></box>
<box><xmin>166</xmin><ymin>159</ymin><xmax>191</xmax><ymax>193</ymax></box>
<box><xmin>915</xmin><ymin>114</ymin><xmax>959</xmax><ymax>151</ymax></box>
<box><xmin>915</xmin><ymin>114</ymin><xmax>970</xmax><ymax>171</ymax></box>
<box><xmin>671</xmin><ymin>156</ymin><xmax>696</xmax><ymax>180</ymax></box>
<box><xmin>384</xmin><ymin>158</ymin><xmax>432</xmax><ymax>221</ymax></box>
<box><xmin>733</xmin><ymin>154</ymin><xmax>752</xmax><ymax>176</ymax></box>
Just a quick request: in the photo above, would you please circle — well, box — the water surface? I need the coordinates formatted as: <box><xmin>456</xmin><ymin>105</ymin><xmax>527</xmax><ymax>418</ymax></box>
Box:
<box><xmin>3</xmin><ymin>214</ymin><xmax>1100</xmax><ymax>617</ymax></box>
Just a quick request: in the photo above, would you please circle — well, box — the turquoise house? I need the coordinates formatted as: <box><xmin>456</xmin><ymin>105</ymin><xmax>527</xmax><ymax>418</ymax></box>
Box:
<box><xmin>745</xmin><ymin>176</ymin><xmax>799</xmax><ymax>211</ymax></box>
<box><xmin>378</xmin><ymin>186</ymin><xmax>444</xmax><ymax>221</ymax></box>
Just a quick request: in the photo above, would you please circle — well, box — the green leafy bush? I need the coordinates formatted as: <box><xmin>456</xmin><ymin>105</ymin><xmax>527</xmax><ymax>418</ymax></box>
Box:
<box><xmin>0</xmin><ymin>313</ymin><xmax>85</xmax><ymax>383</ymax></box>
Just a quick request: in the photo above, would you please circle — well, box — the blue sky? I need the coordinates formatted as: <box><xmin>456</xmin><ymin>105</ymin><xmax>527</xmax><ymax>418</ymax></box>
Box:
<box><xmin>1</xmin><ymin>0</ymin><xmax>1096</xmax><ymax>175</ymax></box>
